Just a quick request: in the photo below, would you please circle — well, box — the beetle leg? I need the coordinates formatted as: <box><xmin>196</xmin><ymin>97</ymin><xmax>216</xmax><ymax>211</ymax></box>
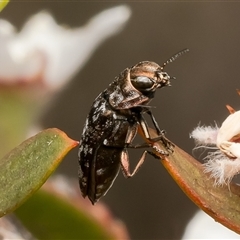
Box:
<box><xmin>138</xmin><ymin>107</ymin><xmax>163</xmax><ymax>135</ymax></box>
<box><xmin>125</xmin><ymin>128</ymin><xmax>170</xmax><ymax>154</ymax></box>
<box><xmin>147</xmin><ymin>149</ymin><xmax>167</xmax><ymax>160</ymax></box>
<box><xmin>145</xmin><ymin>110</ymin><xmax>171</xmax><ymax>145</ymax></box>
<box><xmin>127</xmin><ymin>142</ymin><xmax>151</xmax><ymax>149</ymax></box>
<box><xmin>125</xmin><ymin>123</ymin><xmax>138</xmax><ymax>145</ymax></box>
<box><xmin>120</xmin><ymin>149</ymin><xmax>148</xmax><ymax>178</ymax></box>
<box><xmin>120</xmin><ymin>147</ymin><xmax>168</xmax><ymax>178</ymax></box>
<box><xmin>138</xmin><ymin>113</ymin><xmax>174</xmax><ymax>153</ymax></box>
<box><xmin>146</xmin><ymin>110</ymin><xmax>174</xmax><ymax>151</ymax></box>
<box><xmin>145</xmin><ymin>109</ymin><xmax>162</xmax><ymax>135</ymax></box>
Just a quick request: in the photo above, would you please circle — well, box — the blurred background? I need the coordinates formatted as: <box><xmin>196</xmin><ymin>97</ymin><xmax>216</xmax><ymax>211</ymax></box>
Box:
<box><xmin>2</xmin><ymin>1</ymin><xmax>240</xmax><ymax>239</ymax></box>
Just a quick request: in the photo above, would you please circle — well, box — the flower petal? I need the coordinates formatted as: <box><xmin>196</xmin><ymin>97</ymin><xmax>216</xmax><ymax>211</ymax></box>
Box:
<box><xmin>0</xmin><ymin>6</ymin><xmax>131</xmax><ymax>90</ymax></box>
<box><xmin>217</xmin><ymin>110</ymin><xmax>240</xmax><ymax>149</ymax></box>
<box><xmin>190</xmin><ymin>125</ymin><xmax>219</xmax><ymax>146</ymax></box>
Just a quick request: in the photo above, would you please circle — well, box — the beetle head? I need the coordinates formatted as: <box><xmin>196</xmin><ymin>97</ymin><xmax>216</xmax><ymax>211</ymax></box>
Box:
<box><xmin>130</xmin><ymin>61</ymin><xmax>171</xmax><ymax>94</ymax></box>
<box><xmin>130</xmin><ymin>49</ymin><xmax>189</xmax><ymax>96</ymax></box>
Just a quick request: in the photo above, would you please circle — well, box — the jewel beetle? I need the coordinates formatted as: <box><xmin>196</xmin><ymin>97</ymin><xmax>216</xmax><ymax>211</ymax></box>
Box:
<box><xmin>78</xmin><ymin>49</ymin><xmax>189</xmax><ymax>204</ymax></box>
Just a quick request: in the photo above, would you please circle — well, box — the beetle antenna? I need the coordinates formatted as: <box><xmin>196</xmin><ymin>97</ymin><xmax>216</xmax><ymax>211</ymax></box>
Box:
<box><xmin>161</xmin><ymin>48</ymin><xmax>189</xmax><ymax>70</ymax></box>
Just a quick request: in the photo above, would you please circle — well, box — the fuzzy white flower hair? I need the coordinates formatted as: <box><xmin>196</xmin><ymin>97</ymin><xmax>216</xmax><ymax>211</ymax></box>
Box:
<box><xmin>190</xmin><ymin>107</ymin><xmax>240</xmax><ymax>186</ymax></box>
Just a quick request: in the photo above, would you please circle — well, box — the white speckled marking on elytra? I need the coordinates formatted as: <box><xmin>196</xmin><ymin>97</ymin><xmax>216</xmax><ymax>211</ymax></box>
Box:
<box><xmin>82</xmin><ymin>118</ymin><xmax>89</xmax><ymax>135</ymax></box>
<box><xmin>96</xmin><ymin>184</ymin><xmax>105</xmax><ymax>191</ymax></box>
<box><xmin>96</xmin><ymin>168</ymin><xmax>106</xmax><ymax>175</ymax></box>
<box><xmin>83</xmin><ymin>145</ymin><xmax>89</xmax><ymax>156</ymax></box>
<box><xmin>79</xmin><ymin>145</ymin><xmax>83</xmax><ymax>152</ymax></box>
<box><xmin>93</xmin><ymin>99</ymin><xmax>100</xmax><ymax>108</ymax></box>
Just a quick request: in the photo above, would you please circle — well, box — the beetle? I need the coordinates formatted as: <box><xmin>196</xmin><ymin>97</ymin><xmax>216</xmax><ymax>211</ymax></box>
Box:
<box><xmin>78</xmin><ymin>49</ymin><xmax>189</xmax><ymax>204</ymax></box>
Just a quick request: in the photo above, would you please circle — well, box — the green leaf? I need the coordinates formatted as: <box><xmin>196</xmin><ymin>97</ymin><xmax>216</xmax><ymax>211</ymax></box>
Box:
<box><xmin>161</xmin><ymin>144</ymin><xmax>240</xmax><ymax>235</ymax></box>
<box><xmin>0</xmin><ymin>89</ymin><xmax>43</xmax><ymax>158</ymax></box>
<box><xmin>0</xmin><ymin>128</ymin><xmax>78</xmax><ymax>217</ymax></box>
<box><xmin>0</xmin><ymin>0</ymin><xmax>9</xmax><ymax>12</ymax></box>
<box><xmin>15</xmin><ymin>189</ymin><xmax>113</xmax><ymax>240</ymax></box>
<box><xmin>140</xmin><ymin>127</ymin><xmax>240</xmax><ymax>235</ymax></box>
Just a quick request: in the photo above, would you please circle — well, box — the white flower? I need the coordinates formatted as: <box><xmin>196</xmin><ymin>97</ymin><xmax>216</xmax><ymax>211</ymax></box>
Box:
<box><xmin>190</xmin><ymin>124</ymin><xmax>219</xmax><ymax>146</ymax></box>
<box><xmin>217</xmin><ymin>110</ymin><xmax>240</xmax><ymax>158</ymax></box>
<box><xmin>190</xmin><ymin>109</ymin><xmax>240</xmax><ymax>185</ymax></box>
<box><xmin>182</xmin><ymin>210</ymin><xmax>240</xmax><ymax>239</ymax></box>
<box><xmin>0</xmin><ymin>5</ymin><xmax>131</xmax><ymax>91</ymax></box>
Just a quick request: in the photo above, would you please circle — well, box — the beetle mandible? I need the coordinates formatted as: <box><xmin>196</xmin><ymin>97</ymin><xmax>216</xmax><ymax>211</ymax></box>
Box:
<box><xmin>78</xmin><ymin>49</ymin><xmax>189</xmax><ymax>204</ymax></box>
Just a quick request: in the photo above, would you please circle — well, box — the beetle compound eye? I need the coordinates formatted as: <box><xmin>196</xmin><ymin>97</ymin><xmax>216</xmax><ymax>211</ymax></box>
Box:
<box><xmin>131</xmin><ymin>76</ymin><xmax>154</xmax><ymax>91</ymax></box>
